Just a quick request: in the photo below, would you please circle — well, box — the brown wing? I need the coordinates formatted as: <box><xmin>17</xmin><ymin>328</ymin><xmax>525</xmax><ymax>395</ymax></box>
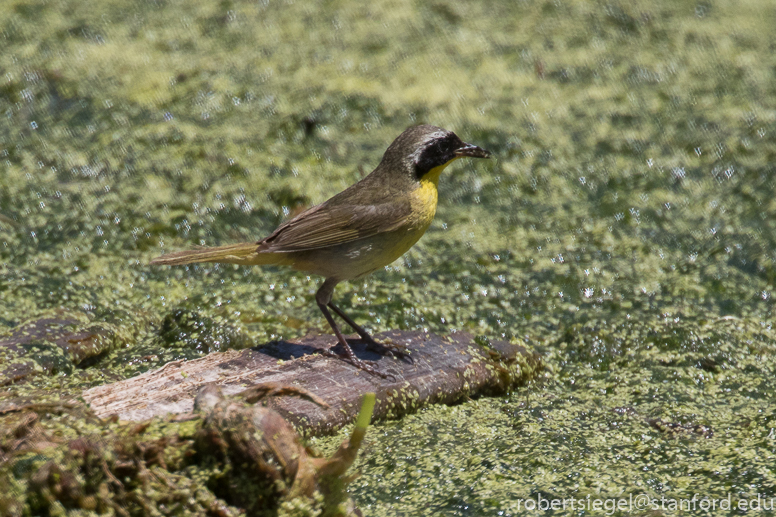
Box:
<box><xmin>259</xmin><ymin>200</ymin><xmax>412</xmax><ymax>252</ymax></box>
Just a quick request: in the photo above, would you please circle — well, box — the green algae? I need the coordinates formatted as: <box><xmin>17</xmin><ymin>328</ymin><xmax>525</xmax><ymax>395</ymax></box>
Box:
<box><xmin>311</xmin><ymin>315</ymin><xmax>776</xmax><ymax>515</ymax></box>
<box><xmin>2</xmin><ymin>0</ymin><xmax>776</xmax><ymax>514</ymax></box>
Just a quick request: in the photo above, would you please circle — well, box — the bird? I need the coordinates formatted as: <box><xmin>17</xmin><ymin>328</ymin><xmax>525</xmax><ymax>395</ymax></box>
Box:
<box><xmin>150</xmin><ymin>125</ymin><xmax>490</xmax><ymax>375</ymax></box>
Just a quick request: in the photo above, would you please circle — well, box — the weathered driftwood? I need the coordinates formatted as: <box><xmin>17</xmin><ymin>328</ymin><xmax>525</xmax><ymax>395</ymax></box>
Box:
<box><xmin>83</xmin><ymin>330</ymin><xmax>540</xmax><ymax>434</ymax></box>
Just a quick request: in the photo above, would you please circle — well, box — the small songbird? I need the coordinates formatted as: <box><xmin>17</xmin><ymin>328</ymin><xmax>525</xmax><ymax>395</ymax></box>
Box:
<box><xmin>151</xmin><ymin>125</ymin><xmax>490</xmax><ymax>374</ymax></box>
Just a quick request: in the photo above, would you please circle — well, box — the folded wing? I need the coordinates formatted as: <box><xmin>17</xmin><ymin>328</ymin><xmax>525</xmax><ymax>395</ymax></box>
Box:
<box><xmin>259</xmin><ymin>200</ymin><xmax>412</xmax><ymax>252</ymax></box>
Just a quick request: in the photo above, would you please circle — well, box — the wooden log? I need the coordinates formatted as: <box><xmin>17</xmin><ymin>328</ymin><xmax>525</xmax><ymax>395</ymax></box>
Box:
<box><xmin>83</xmin><ymin>330</ymin><xmax>541</xmax><ymax>434</ymax></box>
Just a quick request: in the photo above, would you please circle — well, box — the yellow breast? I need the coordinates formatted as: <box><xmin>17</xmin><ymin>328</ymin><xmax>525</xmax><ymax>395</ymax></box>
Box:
<box><xmin>407</xmin><ymin>160</ymin><xmax>451</xmax><ymax>231</ymax></box>
<box><xmin>409</xmin><ymin>176</ymin><xmax>439</xmax><ymax>230</ymax></box>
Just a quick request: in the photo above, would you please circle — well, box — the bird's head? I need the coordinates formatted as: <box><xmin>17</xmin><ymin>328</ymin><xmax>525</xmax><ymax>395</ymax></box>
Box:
<box><xmin>382</xmin><ymin>125</ymin><xmax>491</xmax><ymax>181</ymax></box>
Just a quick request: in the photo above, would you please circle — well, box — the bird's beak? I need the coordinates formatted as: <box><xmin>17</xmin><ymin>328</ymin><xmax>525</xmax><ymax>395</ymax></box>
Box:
<box><xmin>454</xmin><ymin>143</ymin><xmax>491</xmax><ymax>159</ymax></box>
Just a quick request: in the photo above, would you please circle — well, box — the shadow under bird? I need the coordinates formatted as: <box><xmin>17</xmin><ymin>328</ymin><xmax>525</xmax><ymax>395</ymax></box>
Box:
<box><xmin>150</xmin><ymin>125</ymin><xmax>490</xmax><ymax>375</ymax></box>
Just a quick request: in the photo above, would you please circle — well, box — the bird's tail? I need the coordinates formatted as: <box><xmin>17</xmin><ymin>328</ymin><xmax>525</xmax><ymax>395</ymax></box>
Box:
<box><xmin>150</xmin><ymin>242</ymin><xmax>280</xmax><ymax>266</ymax></box>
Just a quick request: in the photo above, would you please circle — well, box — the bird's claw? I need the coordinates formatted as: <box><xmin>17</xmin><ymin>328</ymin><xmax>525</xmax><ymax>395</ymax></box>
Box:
<box><xmin>318</xmin><ymin>346</ymin><xmax>391</xmax><ymax>379</ymax></box>
<box><xmin>363</xmin><ymin>337</ymin><xmax>414</xmax><ymax>364</ymax></box>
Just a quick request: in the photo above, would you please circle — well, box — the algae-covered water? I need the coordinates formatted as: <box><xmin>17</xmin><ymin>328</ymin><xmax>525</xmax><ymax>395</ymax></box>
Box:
<box><xmin>2</xmin><ymin>0</ymin><xmax>776</xmax><ymax>514</ymax></box>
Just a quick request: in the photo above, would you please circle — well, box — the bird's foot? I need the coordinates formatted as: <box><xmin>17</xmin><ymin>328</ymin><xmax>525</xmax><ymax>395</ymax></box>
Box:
<box><xmin>360</xmin><ymin>335</ymin><xmax>413</xmax><ymax>363</ymax></box>
<box><xmin>318</xmin><ymin>346</ymin><xmax>391</xmax><ymax>379</ymax></box>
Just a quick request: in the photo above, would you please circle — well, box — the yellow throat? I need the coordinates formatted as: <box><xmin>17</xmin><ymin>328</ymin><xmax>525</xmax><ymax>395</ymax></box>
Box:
<box><xmin>409</xmin><ymin>158</ymin><xmax>458</xmax><ymax>229</ymax></box>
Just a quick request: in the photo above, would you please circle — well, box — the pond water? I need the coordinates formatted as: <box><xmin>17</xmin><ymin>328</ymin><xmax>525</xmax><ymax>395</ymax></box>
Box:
<box><xmin>2</xmin><ymin>0</ymin><xmax>775</xmax><ymax>515</ymax></box>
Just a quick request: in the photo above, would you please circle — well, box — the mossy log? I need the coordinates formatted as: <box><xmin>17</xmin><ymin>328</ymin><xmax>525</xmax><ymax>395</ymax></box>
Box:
<box><xmin>83</xmin><ymin>330</ymin><xmax>540</xmax><ymax>434</ymax></box>
<box><xmin>0</xmin><ymin>312</ymin><xmax>126</xmax><ymax>386</ymax></box>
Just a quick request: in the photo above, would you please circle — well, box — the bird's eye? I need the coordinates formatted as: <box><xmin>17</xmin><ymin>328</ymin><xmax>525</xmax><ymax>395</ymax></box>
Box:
<box><xmin>414</xmin><ymin>136</ymin><xmax>457</xmax><ymax>178</ymax></box>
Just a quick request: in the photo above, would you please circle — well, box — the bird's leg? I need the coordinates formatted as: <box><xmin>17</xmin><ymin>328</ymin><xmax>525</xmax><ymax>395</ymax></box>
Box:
<box><xmin>317</xmin><ymin>302</ymin><xmax>370</xmax><ymax>366</ymax></box>
<box><xmin>316</xmin><ymin>279</ymin><xmax>386</xmax><ymax>377</ymax></box>
<box><xmin>326</xmin><ymin>302</ymin><xmax>373</xmax><ymax>341</ymax></box>
<box><xmin>327</xmin><ymin>301</ymin><xmax>411</xmax><ymax>361</ymax></box>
